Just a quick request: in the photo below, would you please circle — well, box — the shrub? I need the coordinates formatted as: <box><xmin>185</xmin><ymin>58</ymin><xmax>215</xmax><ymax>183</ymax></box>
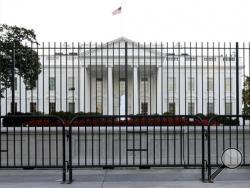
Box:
<box><xmin>205</xmin><ymin>113</ymin><xmax>217</xmax><ymax>119</ymax></box>
<box><xmin>3</xmin><ymin>112</ymin><xmax>27</xmax><ymax>127</ymax></box>
<box><xmin>217</xmin><ymin>117</ymin><xmax>240</xmax><ymax>126</ymax></box>
<box><xmin>163</xmin><ymin>112</ymin><xmax>175</xmax><ymax>116</ymax></box>
<box><xmin>196</xmin><ymin>113</ymin><xmax>206</xmax><ymax>120</ymax></box>
<box><xmin>51</xmin><ymin>111</ymin><xmax>102</xmax><ymax>120</ymax></box>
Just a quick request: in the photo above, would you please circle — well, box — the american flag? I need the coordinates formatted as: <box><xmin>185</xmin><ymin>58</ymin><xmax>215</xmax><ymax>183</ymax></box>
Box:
<box><xmin>112</xmin><ymin>7</ymin><xmax>122</xmax><ymax>15</ymax></box>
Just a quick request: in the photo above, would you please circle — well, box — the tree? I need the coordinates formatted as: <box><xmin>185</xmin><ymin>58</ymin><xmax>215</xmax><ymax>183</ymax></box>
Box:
<box><xmin>242</xmin><ymin>76</ymin><xmax>250</xmax><ymax>113</ymax></box>
<box><xmin>0</xmin><ymin>24</ymin><xmax>41</xmax><ymax>97</ymax></box>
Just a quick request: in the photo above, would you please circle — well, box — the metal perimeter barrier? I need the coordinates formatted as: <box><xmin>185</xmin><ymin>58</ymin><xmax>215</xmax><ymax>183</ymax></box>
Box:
<box><xmin>67</xmin><ymin>115</ymin><xmax>205</xmax><ymax>183</ymax></box>
<box><xmin>0</xmin><ymin>115</ymin><xmax>67</xmax><ymax>183</ymax></box>
<box><xmin>206</xmin><ymin>115</ymin><xmax>250</xmax><ymax>182</ymax></box>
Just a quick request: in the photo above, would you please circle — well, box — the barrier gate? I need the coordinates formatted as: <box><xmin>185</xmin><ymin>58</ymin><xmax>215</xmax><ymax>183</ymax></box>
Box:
<box><xmin>67</xmin><ymin>115</ymin><xmax>205</xmax><ymax>183</ymax></box>
<box><xmin>0</xmin><ymin>115</ymin><xmax>66</xmax><ymax>181</ymax></box>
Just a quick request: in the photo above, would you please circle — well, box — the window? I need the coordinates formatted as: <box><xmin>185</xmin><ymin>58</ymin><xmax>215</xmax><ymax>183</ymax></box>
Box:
<box><xmin>208</xmin><ymin>77</ymin><xmax>213</xmax><ymax>91</ymax></box>
<box><xmin>168</xmin><ymin>77</ymin><xmax>176</xmax><ymax>92</ymax></box>
<box><xmin>68</xmin><ymin>102</ymin><xmax>75</xmax><ymax>113</ymax></box>
<box><xmin>140</xmin><ymin>78</ymin><xmax>149</xmax><ymax>103</ymax></box>
<box><xmin>119</xmin><ymin>79</ymin><xmax>126</xmax><ymax>115</ymax></box>
<box><xmin>204</xmin><ymin>57</ymin><xmax>216</xmax><ymax>61</ymax></box>
<box><xmin>188</xmin><ymin>102</ymin><xmax>195</xmax><ymax>115</ymax></box>
<box><xmin>32</xmin><ymin>82</ymin><xmax>37</xmax><ymax>90</ymax></box>
<box><xmin>168</xmin><ymin>102</ymin><xmax>175</xmax><ymax>114</ymax></box>
<box><xmin>49</xmin><ymin>102</ymin><xmax>56</xmax><ymax>113</ymax></box>
<box><xmin>10</xmin><ymin>102</ymin><xmax>17</xmax><ymax>113</ymax></box>
<box><xmin>188</xmin><ymin>77</ymin><xmax>195</xmax><ymax>91</ymax></box>
<box><xmin>11</xmin><ymin>77</ymin><xmax>18</xmax><ymax>90</ymax></box>
<box><xmin>14</xmin><ymin>77</ymin><xmax>17</xmax><ymax>90</ymax></box>
<box><xmin>225</xmin><ymin>102</ymin><xmax>232</xmax><ymax>115</ymax></box>
<box><xmin>49</xmin><ymin>77</ymin><xmax>55</xmax><ymax>91</ymax></box>
<box><xmin>96</xmin><ymin>79</ymin><xmax>103</xmax><ymax>113</ymax></box>
<box><xmin>26</xmin><ymin>82</ymin><xmax>37</xmax><ymax>90</ymax></box>
<box><xmin>141</xmin><ymin>102</ymin><xmax>148</xmax><ymax>114</ymax></box>
<box><xmin>120</xmin><ymin>79</ymin><xmax>126</xmax><ymax>96</ymax></box>
<box><xmin>30</xmin><ymin>102</ymin><xmax>37</xmax><ymax>113</ymax></box>
<box><xmin>68</xmin><ymin>77</ymin><xmax>75</xmax><ymax>90</ymax></box>
<box><xmin>207</xmin><ymin>102</ymin><xmax>214</xmax><ymax>114</ymax></box>
<box><xmin>225</xmin><ymin>78</ymin><xmax>231</xmax><ymax>92</ymax></box>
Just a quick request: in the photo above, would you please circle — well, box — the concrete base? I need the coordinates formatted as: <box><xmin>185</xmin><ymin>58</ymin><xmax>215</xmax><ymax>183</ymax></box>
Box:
<box><xmin>0</xmin><ymin>168</ymin><xmax>250</xmax><ymax>187</ymax></box>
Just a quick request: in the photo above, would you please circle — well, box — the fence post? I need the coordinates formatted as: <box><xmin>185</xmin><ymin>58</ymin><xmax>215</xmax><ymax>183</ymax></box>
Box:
<box><xmin>125</xmin><ymin>42</ymin><xmax>128</xmax><ymax>116</ymax></box>
<box><xmin>68</xmin><ymin>125</ymin><xmax>72</xmax><ymax>183</ymax></box>
<box><xmin>236</xmin><ymin>42</ymin><xmax>239</xmax><ymax>116</ymax></box>
<box><xmin>62</xmin><ymin>119</ymin><xmax>66</xmax><ymax>182</ymax></box>
<box><xmin>207</xmin><ymin>117</ymin><xmax>212</xmax><ymax>182</ymax></box>
<box><xmin>201</xmin><ymin>119</ymin><xmax>205</xmax><ymax>182</ymax></box>
<box><xmin>11</xmin><ymin>42</ymin><xmax>15</xmax><ymax>114</ymax></box>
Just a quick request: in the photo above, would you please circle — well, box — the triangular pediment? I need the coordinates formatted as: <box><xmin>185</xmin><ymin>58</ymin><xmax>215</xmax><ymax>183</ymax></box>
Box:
<box><xmin>82</xmin><ymin>37</ymin><xmax>163</xmax><ymax>58</ymax></box>
<box><xmin>108</xmin><ymin>36</ymin><xmax>136</xmax><ymax>45</ymax></box>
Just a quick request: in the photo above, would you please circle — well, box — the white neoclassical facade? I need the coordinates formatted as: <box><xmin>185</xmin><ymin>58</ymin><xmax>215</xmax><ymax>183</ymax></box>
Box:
<box><xmin>0</xmin><ymin>37</ymin><xmax>244</xmax><ymax>116</ymax></box>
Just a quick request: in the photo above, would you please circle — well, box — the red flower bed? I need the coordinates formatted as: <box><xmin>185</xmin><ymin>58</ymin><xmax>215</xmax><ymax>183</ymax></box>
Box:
<box><xmin>24</xmin><ymin>119</ymin><xmax>63</xmax><ymax>126</ymax></box>
<box><xmin>25</xmin><ymin>117</ymin><xmax>209</xmax><ymax>127</ymax></box>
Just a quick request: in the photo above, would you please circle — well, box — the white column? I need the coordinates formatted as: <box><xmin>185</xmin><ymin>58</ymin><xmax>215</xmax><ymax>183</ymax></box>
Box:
<box><xmin>108</xmin><ymin>66</ymin><xmax>113</xmax><ymax>115</ymax></box>
<box><xmin>157</xmin><ymin>66</ymin><xmax>162</xmax><ymax>114</ymax></box>
<box><xmin>133</xmin><ymin>66</ymin><xmax>139</xmax><ymax>115</ymax></box>
<box><xmin>80</xmin><ymin>66</ymin><xmax>85</xmax><ymax>112</ymax></box>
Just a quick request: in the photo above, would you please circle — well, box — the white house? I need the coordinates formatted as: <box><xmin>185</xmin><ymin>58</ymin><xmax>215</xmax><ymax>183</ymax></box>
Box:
<box><xmin>0</xmin><ymin>37</ymin><xmax>244</xmax><ymax>116</ymax></box>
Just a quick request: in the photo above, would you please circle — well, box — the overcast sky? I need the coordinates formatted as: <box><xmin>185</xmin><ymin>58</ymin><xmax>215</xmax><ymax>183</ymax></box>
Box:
<box><xmin>1</xmin><ymin>0</ymin><xmax>250</xmax><ymax>43</ymax></box>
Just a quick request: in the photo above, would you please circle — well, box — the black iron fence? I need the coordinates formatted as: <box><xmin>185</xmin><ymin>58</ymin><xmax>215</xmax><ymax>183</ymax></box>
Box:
<box><xmin>1</xmin><ymin>114</ymin><xmax>250</xmax><ymax>183</ymax></box>
<box><xmin>1</xmin><ymin>40</ymin><xmax>250</xmax><ymax>183</ymax></box>
<box><xmin>1</xmin><ymin>40</ymin><xmax>250</xmax><ymax>117</ymax></box>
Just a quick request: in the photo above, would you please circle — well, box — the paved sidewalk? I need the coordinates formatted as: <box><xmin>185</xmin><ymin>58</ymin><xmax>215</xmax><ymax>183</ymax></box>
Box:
<box><xmin>0</xmin><ymin>168</ymin><xmax>249</xmax><ymax>188</ymax></box>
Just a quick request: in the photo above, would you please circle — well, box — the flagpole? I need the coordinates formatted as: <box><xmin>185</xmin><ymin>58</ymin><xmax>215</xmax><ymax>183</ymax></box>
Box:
<box><xmin>112</xmin><ymin>3</ymin><xmax>123</xmax><ymax>37</ymax></box>
<box><xmin>121</xmin><ymin>1</ymin><xmax>123</xmax><ymax>37</ymax></box>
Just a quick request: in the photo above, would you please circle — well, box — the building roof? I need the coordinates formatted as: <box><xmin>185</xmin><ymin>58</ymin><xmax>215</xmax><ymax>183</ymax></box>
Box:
<box><xmin>82</xmin><ymin>36</ymin><xmax>164</xmax><ymax>57</ymax></box>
